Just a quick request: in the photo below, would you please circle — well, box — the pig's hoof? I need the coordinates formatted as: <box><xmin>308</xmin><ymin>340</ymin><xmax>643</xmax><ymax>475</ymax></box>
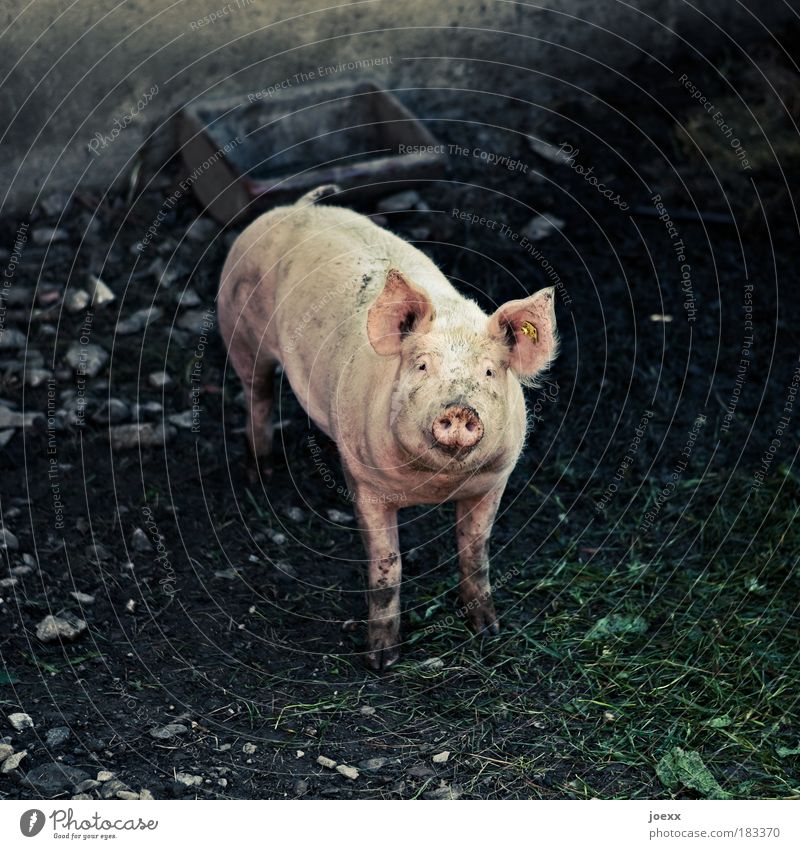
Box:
<box><xmin>466</xmin><ymin>605</ymin><xmax>500</xmax><ymax>637</ymax></box>
<box><xmin>366</xmin><ymin>642</ymin><xmax>401</xmax><ymax>672</ymax></box>
<box><xmin>246</xmin><ymin>462</ymin><xmax>273</xmax><ymax>486</ymax></box>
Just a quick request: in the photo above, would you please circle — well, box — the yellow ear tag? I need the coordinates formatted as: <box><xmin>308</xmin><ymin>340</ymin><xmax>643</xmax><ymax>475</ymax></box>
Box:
<box><xmin>520</xmin><ymin>321</ymin><xmax>538</xmax><ymax>342</ymax></box>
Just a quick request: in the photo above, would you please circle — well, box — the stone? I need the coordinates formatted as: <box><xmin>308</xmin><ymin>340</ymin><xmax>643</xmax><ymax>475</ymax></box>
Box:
<box><xmin>0</xmin><ymin>577</ymin><xmax>17</xmax><ymax>588</ymax></box>
<box><xmin>72</xmin><ymin>793</ymin><xmax>93</xmax><ymax>800</ymax></box>
<box><xmin>32</xmin><ymin>226</ymin><xmax>68</xmax><ymax>245</ymax></box>
<box><xmin>0</xmin><ymin>405</ymin><xmax>40</xmax><ymax>429</ymax></box>
<box><xmin>70</xmin><ymin>591</ymin><xmax>95</xmax><ymax>604</ymax></box>
<box><xmin>139</xmin><ymin>788</ymin><xmax>155</xmax><ymax>800</ymax></box>
<box><xmin>521</xmin><ymin>214</ymin><xmax>565</xmax><ymax>242</ymax></box>
<box><xmin>286</xmin><ymin>507</ymin><xmax>304</xmax><ymax>522</ymax></box>
<box><xmin>175</xmin><ymin>288</ymin><xmax>201</xmax><ymax>308</ymax></box>
<box><xmin>0</xmin><ymin>528</ymin><xmax>19</xmax><ymax>551</ymax></box>
<box><xmin>109</xmin><ymin>423</ymin><xmax>175</xmax><ymax>450</ymax></box>
<box><xmin>376</xmin><ymin>191</ymin><xmax>422</xmax><ymax>213</ymax></box>
<box><xmin>1</xmin><ymin>750</ymin><xmax>27</xmax><ymax>772</ymax></box>
<box><xmin>8</xmin><ymin>712</ymin><xmax>34</xmax><ymax>731</ymax></box>
<box><xmin>168</xmin><ymin>410</ymin><xmax>195</xmax><ymax>429</ymax></box>
<box><xmin>100</xmin><ymin>779</ymin><xmax>131</xmax><ymax>799</ymax></box>
<box><xmin>96</xmin><ymin>770</ymin><xmax>115</xmax><ymax>781</ymax></box>
<box><xmin>115</xmin><ymin>306</ymin><xmax>163</xmax><ymax>335</ymax></box>
<box><xmin>0</xmin><ymin>328</ymin><xmax>26</xmax><ymax>349</ymax></box>
<box><xmin>91</xmin><ymin>398</ymin><xmax>130</xmax><ymax>424</ymax></box>
<box><xmin>36</xmin><ymin>612</ymin><xmax>88</xmax><ymax>643</ymax></box>
<box><xmin>185</xmin><ymin>218</ymin><xmax>218</xmax><ymax>242</ymax></box>
<box><xmin>242</xmin><ymin>742</ymin><xmax>257</xmax><ymax>755</ymax></box>
<box><xmin>148</xmin><ymin>370</ymin><xmax>172</xmax><ymax>389</ymax></box>
<box><xmin>316</xmin><ymin>755</ymin><xmax>337</xmax><ymax>769</ymax></box>
<box><xmin>0</xmin><ymin>743</ymin><xmax>13</xmax><ymax>762</ymax></box>
<box><xmin>89</xmin><ymin>276</ymin><xmax>115</xmax><ymax>306</ymax></box>
<box><xmin>24</xmin><ymin>368</ymin><xmax>52</xmax><ymax>388</ymax></box>
<box><xmin>432</xmin><ymin>751</ymin><xmax>450</xmax><ymax>764</ymax></box>
<box><xmin>46</xmin><ymin>727</ymin><xmax>70</xmax><ymax>748</ymax></box>
<box><xmin>65</xmin><ymin>342</ymin><xmax>108</xmax><ymax>377</ymax></box>
<box><xmin>177</xmin><ymin>309</ymin><xmax>213</xmax><ymax>334</ymax></box>
<box><xmin>116</xmin><ymin>790</ymin><xmax>140</xmax><ymax>800</ymax></box>
<box><xmin>326</xmin><ymin>510</ymin><xmax>353</xmax><ymax>523</ymax></box>
<box><xmin>336</xmin><ymin>764</ymin><xmax>359</xmax><ymax>780</ymax></box>
<box><xmin>73</xmin><ymin>779</ymin><xmax>101</xmax><ymax>793</ymax></box>
<box><xmin>131</xmin><ymin>401</ymin><xmax>163</xmax><ymax>420</ymax></box>
<box><xmin>64</xmin><ymin>289</ymin><xmax>91</xmax><ymax>313</ymax></box>
<box><xmin>130</xmin><ymin>528</ymin><xmax>151</xmax><ymax>552</ymax></box>
<box><xmin>359</xmin><ymin>757</ymin><xmax>390</xmax><ymax>771</ymax></box>
<box><xmin>23</xmin><ymin>763</ymin><xmax>90</xmax><ymax>796</ymax></box>
<box><xmin>175</xmin><ymin>772</ymin><xmax>203</xmax><ymax>787</ymax></box>
<box><xmin>359</xmin><ymin>705</ymin><xmax>376</xmax><ymax>716</ymax></box>
<box><xmin>149</xmin><ymin>723</ymin><xmax>188</xmax><ymax>740</ymax></box>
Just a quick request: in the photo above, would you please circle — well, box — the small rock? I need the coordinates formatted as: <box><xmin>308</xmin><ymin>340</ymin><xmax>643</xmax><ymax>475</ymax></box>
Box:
<box><xmin>1</xmin><ymin>750</ymin><xmax>27</xmax><ymax>772</ymax></box>
<box><xmin>64</xmin><ymin>289</ymin><xmax>91</xmax><ymax>313</ymax></box>
<box><xmin>420</xmin><ymin>657</ymin><xmax>444</xmax><ymax>671</ymax></box>
<box><xmin>296</xmin><ymin>750</ymin><xmax>305</xmax><ymax>759</ymax></box>
<box><xmin>377</xmin><ymin>191</ymin><xmax>422</xmax><ymax>213</ymax></box>
<box><xmin>139</xmin><ymin>788</ymin><xmax>155</xmax><ymax>800</ymax></box>
<box><xmin>46</xmin><ymin>727</ymin><xmax>71</xmax><ymax>748</ymax></box>
<box><xmin>40</xmin><ymin>192</ymin><xmax>72</xmax><ymax>216</ymax></box>
<box><xmin>73</xmin><ymin>779</ymin><xmax>101</xmax><ymax>793</ymax></box>
<box><xmin>175</xmin><ymin>772</ymin><xmax>203</xmax><ymax>787</ymax></box>
<box><xmin>360</xmin><ymin>705</ymin><xmax>376</xmax><ymax>716</ymax></box>
<box><xmin>8</xmin><ymin>712</ymin><xmax>34</xmax><ymax>732</ymax></box>
<box><xmin>0</xmin><ymin>743</ymin><xmax>14</xmax><ymax>762</ymax></box>
<box><xmin>72</xmin><ymin>793</ymin><xmax>93</xmax><ymax>800</ymax></box>
<box><xmin>91</xmin><ymin>398</ymin><xmax>130</xmax><ymax>424</ymax></box>
<box><xmin>96</xmin><ymin>770</ymin><xmax>115</xmax><ymax>782</ymax></box>
<box><xmin>116</xmin><ymin>306</ymin><xmax>163</xmax><ymax>335</ymax></box>
<box><xmin>0</xmin><ymin>328</ymin><xmax>27</xmax><ymax>349</ymax></box>
<box><xmin>407</xmin><ymin>764</ymin><xmax>435</xmax><ymax>779</ymax></box>
<box><xmin>0</xmin><ymin>528</ymin><xmax>19</xmax><ymax>551</ymax></box>
<box><xmin>242</xmin><ymin>742</ymin><xmax>257</xmax><ymax>755</ymax></box>
<box><xmin>36</xmin><ymin>612</ymin><xmax>87</xmax><ymax>643</ymax></box>
<box><xmin>326</xmin><ymin>509</ymin><xmax>353</xmax><ymax>523</ymax></box>
<box><xmin>286</xmin><ymin>507</ymin><xmax>304</xmax><ymax>522</ymax></box>
<box><xmin>0</xmin><ymin>577</ymin><xmax>17</xmax><ymax>588</ymax></box>
<box><xmin>23</xmin><ymin>763</ymin><xmax>89</xmax><ymax>796</ymax></box>
<box><xmin>432</xmin><ymin>751</ymin><xmax>450</xmax><ymax>764</ymax></box>
<box><xmin>178</xmin><ymin>309</ymin><xmax>213</xmax><ymax>334</ymax></box>
<box><xmin>336</xmin><ymin>764</ymin><xmax>359</xmax><ymax>780</ymax></box>
<box><xmin>359</xmin><ymin>757</ymin><xmax>389</xmax><ymax>771</ymax></box>
<box><xmin>317</xmin><ymin>755</ymin><xmax>337</xmax><ymax>769</ymax></box>
<box><xmin>521</xmin><ymin>214</ymin><xmax>565</xmax><ymax>242</ymax></box>
<box><xmin>116</xmin><ymin>790</ymin><xmax>140</xmax><ymax>800</ymax></box>
<box><xmin>24</xmin><ymin>368</ymin><xmax>52</xmax><ymax>388</ymax></box>
<box><xmin>527</xmin><ymin>136</ymin><xmax>574</xmax><ymax>165</ymax></box>
<box><xmin>89</xmin><ymin>275</ymin><xmax>115</xmax><ymax>306</ymax></box>
<box><xmin>70</xmin><ymin>591</ymin><xmax>95</xmax><ymax>604</ymax></box>
<box><xmin>65</xmin><ymin>342</ymin><xmax>108</xmax><ymax>377</ymax></box>
<box><xmin>168</xmin><ymin>410</ymin><xmax>195</xmax><ymax>429</ymax></box>
<box><xmin>425</xmin><ymin>783</ymin><xmax>462</xmax><ymax>800</ymax></box>
<box><xmin>131</xmin><ymin>401</ymin><xmax>163</xmax><ymax>420</ymax></box>
<box><xmin>130</xmin><ymin>527</ymin><xmax>151</xmax><ymax>552</ymax></box>
<box><xmin>294</xmin><ymin>779</ymin><xmax>308</xmax><ymax>796</ymax></box>
<box><xmin>100</xmin><ymin>779</ymin><xmax>130</xmax><ymax>799</ymax></box>
<box><xmin>148</xmin><ymin>370</ymin><xmax>173</xmax><ymax>389</ymax></box>
<box><xmin>266</xmin><ymin>529</ymin><xmax>287</xmax><ymax>545</ymax></box>
<box><xmin>109</xmin><ymin>422</ymin><xmax>175</xmax><ymax>450</ymax></box>
<box><xmin>0</xmin><ymin>405</ymin><xmax>41</xmax><ymax>429</ymax></box>
<box><xmin>175</xmin><ymin>288</ymin><xmax>201</xmax><ymax>308</ymax></box>
<box><xmin>149</xmin><ymin>723</ymin><xmax>188</xmax><ymax>740</ymax></box>
<box><xmin>32</xmin><ymin>226</ymin><xmax>69</xmax><ymax>245</ymax></box>
<box><xmin>185</xmin><ymin>218</ymin><xmax>218</xmax><ymax>242</ymax></box>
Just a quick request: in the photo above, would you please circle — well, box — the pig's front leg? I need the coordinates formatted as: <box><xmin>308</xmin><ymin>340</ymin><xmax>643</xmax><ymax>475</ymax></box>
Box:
<box><xmin>455</xmin><ymin>487</ymin><xmax>504</xmax><ymax>636</ymax></box>
<box><xmin>351</xmin><ymin>489</ymin><xmax>402</xmax><ymax>671</ymax></box>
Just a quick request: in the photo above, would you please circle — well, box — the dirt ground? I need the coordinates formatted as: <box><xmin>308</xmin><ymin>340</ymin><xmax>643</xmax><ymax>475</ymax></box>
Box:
<box><xmin>1</xmin><ymin>32</ymin><xmax>799</xmax><ymax>799</ymax></box>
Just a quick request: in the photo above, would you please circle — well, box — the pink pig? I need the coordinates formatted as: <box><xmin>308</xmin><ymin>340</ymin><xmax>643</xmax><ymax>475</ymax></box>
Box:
<box><xmin>218</xmin><ymin>188</ymin><xmax>558</xmax><ymax>669</ymax></box>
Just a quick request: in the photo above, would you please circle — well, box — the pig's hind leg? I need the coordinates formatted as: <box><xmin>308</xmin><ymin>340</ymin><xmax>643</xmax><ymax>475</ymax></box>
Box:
<box><xmin>228</xmin><ymin>344</ymin><xmax>278</xmax><ymax>483</ymax></box>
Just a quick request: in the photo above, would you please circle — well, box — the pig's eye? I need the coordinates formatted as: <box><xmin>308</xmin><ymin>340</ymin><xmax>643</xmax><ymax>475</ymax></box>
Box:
<box><xmin>418</xmin><ymin>363</ymin><xmax>427</xmax><ymax>371</ymax></box>
<box><xmin>485</xmin><ymin>368</ymin><xmax>495</xmax><ymax>377</ymax></box>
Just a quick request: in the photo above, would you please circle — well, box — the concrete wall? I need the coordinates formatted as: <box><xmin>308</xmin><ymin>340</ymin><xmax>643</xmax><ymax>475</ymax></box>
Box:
<box><xmin>0</xmin><ymin>0</ymin><xmax>796</xmax><ymax>210</ymax></box>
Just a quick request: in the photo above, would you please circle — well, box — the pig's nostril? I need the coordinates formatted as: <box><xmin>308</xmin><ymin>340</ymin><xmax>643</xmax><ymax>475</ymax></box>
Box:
<box><xmin>440</xmin><ymin>419</ymin><xmax>452</xmax><ymax>430</ymax></box>
<box><xmin>465</xmin><ymin>421</ymin><xmax>476</xmax><ymax>432</ymax></box>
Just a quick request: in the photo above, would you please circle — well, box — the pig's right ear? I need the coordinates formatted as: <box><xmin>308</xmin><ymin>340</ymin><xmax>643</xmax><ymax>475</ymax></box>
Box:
<box><xmin>367</xmin><ymin>269</ymin><xmax>434</xmax><ymax>356</ymax></box>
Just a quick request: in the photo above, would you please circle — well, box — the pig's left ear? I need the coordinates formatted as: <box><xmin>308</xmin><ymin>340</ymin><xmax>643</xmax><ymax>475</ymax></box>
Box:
<box><xmin>367</xmin><ymin>269</ymin><xmax>434</xmax><ymax>356</ymax></box>
<box><xmin>488</xmin><ymin>287</ymin><xmax>558</xmax><ymax>379</ymax></box>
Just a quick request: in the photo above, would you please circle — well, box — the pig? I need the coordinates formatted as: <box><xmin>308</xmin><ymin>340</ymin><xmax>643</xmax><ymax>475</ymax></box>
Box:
<box><xmin>218</xmin><ymin>187</ymin><xmax>558</xmax><ymax>669</ymax></box>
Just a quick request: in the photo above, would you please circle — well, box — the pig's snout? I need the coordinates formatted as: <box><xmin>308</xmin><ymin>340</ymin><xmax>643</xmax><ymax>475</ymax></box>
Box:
<box><xmin>432</xmin><ymin>405</ymin><xmax>484</xmax><ymax>451</ymax></box>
